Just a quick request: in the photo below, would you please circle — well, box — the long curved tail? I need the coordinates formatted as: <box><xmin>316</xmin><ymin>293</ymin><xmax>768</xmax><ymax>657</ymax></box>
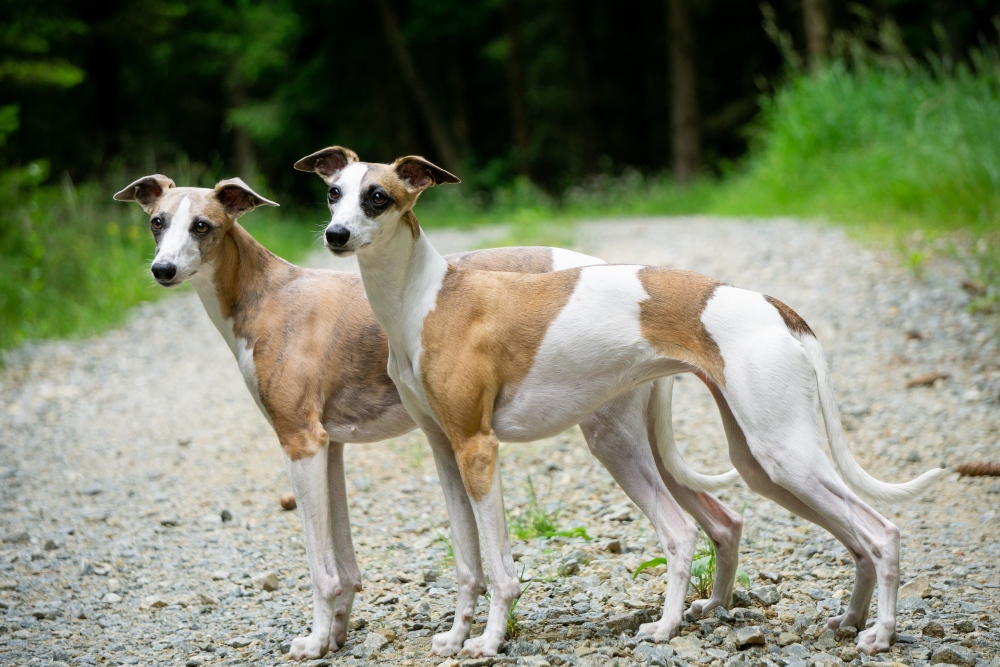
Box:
<box><xmin>651</xmin><ymin>377</ymin><xmax>741</xmax><ymax>493</ymax></box>
<box><xmin>799</xmin><ymin>333</ymin><xmax>947</xmax><ymax>503</ymax></box>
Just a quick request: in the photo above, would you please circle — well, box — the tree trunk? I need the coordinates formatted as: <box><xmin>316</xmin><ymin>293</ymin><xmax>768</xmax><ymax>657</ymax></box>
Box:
<box><xmin>449</xmin><ymin>60</ymin><xmax>471</xmax><ymax>157</ymax></box>
<box><xmin>375</xmin><ymin>0</ymin><xmax>461</xmax><ymax>170</ymax></box>
<box><xmin>504</xmin><ymin>0</ymin><xmax>531</xmax><ymax>178</ymax></box>
<box><xmin>803</xmin><ymin>0</ymin><xmax>831</xmax><ymax>70</ymax></box>
<box><xmin>666</xmin><ymin>0</ymin><xmax>701</xmax><ymax>184</ymax></box>
<box><xmin>230</xmin><ymin>77</ymin><xmax>256</xmax><ymax>184</ymax></box>
<box><xmin>568</xmin><ymin>0</ymin><xmax>599</xmax><ymax>175</ymax></box>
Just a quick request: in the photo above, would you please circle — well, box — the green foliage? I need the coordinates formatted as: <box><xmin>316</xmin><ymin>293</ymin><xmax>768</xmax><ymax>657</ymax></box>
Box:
<box><xmin>633</xmin><ymin>534</ymin><xmax>751</xmax><ymax>597</ymax></box>
<box><xmin>507</xmin><ymin>475</ymin><xmax>591</xmax><ymax>542</ymax></box>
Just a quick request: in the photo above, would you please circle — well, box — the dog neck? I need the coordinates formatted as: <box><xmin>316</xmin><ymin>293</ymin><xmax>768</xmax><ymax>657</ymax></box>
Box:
<box><xmin>356</xmin><ymin>214</ymin><xmax>448</xmax><ymax>359</ymax></box>
<box><xmin>191</xmin><ymin>223</ymin><xmax>292</xmax><ymax>353</ymax></box>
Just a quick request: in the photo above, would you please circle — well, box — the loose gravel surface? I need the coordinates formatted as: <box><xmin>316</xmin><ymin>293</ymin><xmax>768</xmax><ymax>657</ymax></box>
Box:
<box><xmin>1</xmin><ymin>217</ymin><xmax>998</xmax><ymax>667</ymax></box>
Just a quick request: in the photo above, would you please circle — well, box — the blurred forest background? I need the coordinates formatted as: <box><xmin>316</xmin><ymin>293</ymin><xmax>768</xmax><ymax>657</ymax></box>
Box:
<box><xmin>1</xmin><ymin>0</ymin><xmax>999</xmax><ymax>352</ymax></box>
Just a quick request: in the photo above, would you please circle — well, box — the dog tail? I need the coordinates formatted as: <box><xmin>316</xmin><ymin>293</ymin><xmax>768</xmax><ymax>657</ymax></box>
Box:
<box><xmin>799</xmin><ymin>333</ymin><xmax>947</xmax><ymax>503</ymax></box>
<box><xmin>652</xmin><ymin>377</ymin><xmax>741</xmax><ymax>493</ymax></box>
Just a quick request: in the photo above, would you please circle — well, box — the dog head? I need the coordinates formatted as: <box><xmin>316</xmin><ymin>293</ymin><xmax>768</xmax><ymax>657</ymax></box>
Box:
<box><xmin>293</xmin><ymin>146</ymin><xmax>459</xmax><ymax>257</ymax></box>
<box><xmin>113</xmin><ymin>176</ymin><xmax>278</xmax><ymax>287</ymax></box>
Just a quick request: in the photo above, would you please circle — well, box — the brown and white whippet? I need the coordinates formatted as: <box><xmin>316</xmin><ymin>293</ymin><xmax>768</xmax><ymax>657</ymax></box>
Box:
<box><xmin>113</xmin><ymin>175</ymin><xmax>743</xmax><ymax>660</ymax></box>
<box><xmin>295</xmin><ymin>146</ymin><xmax>946</xmax><ymax>657</ymax></box>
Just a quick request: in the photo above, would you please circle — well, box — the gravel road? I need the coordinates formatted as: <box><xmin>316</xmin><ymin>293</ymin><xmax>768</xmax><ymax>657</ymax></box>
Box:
<box><xmin>1</xmin><ymin>217</ymin><xmax>998</xmax><ymax>667</ymax></box>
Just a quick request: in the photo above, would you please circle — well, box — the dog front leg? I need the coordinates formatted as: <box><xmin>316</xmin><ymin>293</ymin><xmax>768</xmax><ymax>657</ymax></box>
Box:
<box><xmin>326</xmin><ymin>441</ymin><xmax>362</xmax><ymax>648</ymax></box>
<box><xmin>456</xmin><ymin>433</ymin><xmax>520</xmax><ymax>658</ymax></box>
<box><xmin>285</xmin><ymin>441</ymin><xmax>343</xmax><ymax>660</ymax></box>
<box><xmin>425</xmin><ymin>427</ymin><xmax>486</xmax><ymax>656</ymax></box>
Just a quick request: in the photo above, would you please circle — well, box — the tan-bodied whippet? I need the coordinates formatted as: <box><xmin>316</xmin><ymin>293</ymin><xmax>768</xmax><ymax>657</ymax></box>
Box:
<box><xmin>113</xmin><ymin>175</ymin><xmax>744</xmax><ymax>660</ymax></box>
<box><xmin>295</xmin><ymin>146</ymin><xmax>948</xmax><ymax>657</ymax></box>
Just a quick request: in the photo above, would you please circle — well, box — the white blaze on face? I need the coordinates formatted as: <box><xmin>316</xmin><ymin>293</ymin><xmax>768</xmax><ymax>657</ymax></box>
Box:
<box><xmin>327</xmin><ymin>163</ymin><xmax>372</xmax><ymax>248</ymax></box>
<box><xmin>154</xmin><ymin>196</ymin><xmax>202</xmax><ymax>278</ymax></box>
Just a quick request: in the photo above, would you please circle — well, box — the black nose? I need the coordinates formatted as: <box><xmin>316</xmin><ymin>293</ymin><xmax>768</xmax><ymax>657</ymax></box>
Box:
<box><xmin>325</xmin><ymin>225</ymin><xmax>351</xmax><ymax>248</ymax></box>
<box><xmin>151</xmin><ymin>262</ymin><xmax>177</xmax><ymax>282</ymax></box>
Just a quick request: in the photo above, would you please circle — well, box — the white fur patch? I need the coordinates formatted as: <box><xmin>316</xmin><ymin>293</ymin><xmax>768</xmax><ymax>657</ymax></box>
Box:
<box><xmin>493</xmin><ymin>265</ymin><xmax>674</xmax><ymax>440</ymax></box>
<box><xmin>550</xmin><ymin>247</ymin><xmax>603</xmax><ymax>271</ymax></box>
<box><xmin>155</xmin><ymin>196</ymin><xmax>200</xmax><ymax>278</ymax></box>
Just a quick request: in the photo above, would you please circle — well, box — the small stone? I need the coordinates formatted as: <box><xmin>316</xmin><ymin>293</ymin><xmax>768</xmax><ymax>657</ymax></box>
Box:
<box><xmin>899</xmin><ymin>596</ymin><xmax>931</xmax><ymax>615</ymax></box>
<box><xmin>931</xmin><ymin>644</ymin><xmax>977</xmax><ymax>666</ymax></box>
<box><xmin>814</xmin><ymin>628</ymin><xmax>837</xmax><ymax>649</ymax></box>
<box><xmin>79</xmin><ymin>560</ymin><xmax>94</xmax><ymax>576</ymax></box>
<box><xmin>375</xmin><ymin>594</ymin><xmax>398</xmax><ymax>605</ymax></box>
<box><xmin>226</xmin><ymin>636</ymin><xmax>252</xmax><ymax>648</ymax></box>
<box><xmin>211</xmin><ymin>570</ymin><xmax>229</xmax><ymax>581</ymax></box>
<box><xmin>0</xmin><ymin>578</ymin><xmax>16</xmax><ymax>590</ymax></box>
<box><xmin>604</xmin><ymin>538</ymin><xmax>622</xmax><ymax>553</ymax></box>
<box><xmin>606</xmin><ymin>609</ymin><xmax>657</xmax><ymax>633</ymax></box>
<box><xmin>839</xmin><ymin>647</ymin><xmax>859</xmax><ymax>662</ymax></box>
<box><xmin>748</xmin><ymin>585</ymin><xmax>779</xmax><ymax>606</ymax></box>
<box><xmin>107</xmin><ymin>579</ymin><xmax>121</xmax><ymax>593</ymax></box>
<box><xmin>279</xmin><ymin>493</ymin><xmax>296</xmax><ymax>511</ymax></box>
<box><xmin>220</xmin><ymin>509</ymin><xmax>233</xmax><ymax>522</ymax></box>
<box><xmin>349</xmin><ymin>617</ymin><xmax>367</xmax><ymax>631</ymax></box>
<box><xmin>632</xmin><ymin>643</ymin><xmax>675</xmax><ymax>666</ymax></box>
<box><xmin>712</xmin><ymin>606</ymin><xmax>734</xmax><ymax>624</ymax></box>
<box><xmin>733</xmin><ymin>625</ymin><xmax>765</xmax><ymax>648</ymax></box>
<box><xmin>96</xmin><ymin>615</ymin><xmax>116</xmax><ymax>628</ymax></box>
<box><xmin>160</xmin><ymin>516</ymin><xmax>180</xmax><ymax>527</ymax></box>
<box><xmin>731</xmin><ymin>590</ymin><xmax>751</xmax><ymax>608</ymax></box>
<box><xmin>101</xmin><ymin>593</ymin><xmax>121</xmax><ymax>604</ymax></box>
<box><xmin>777</xmin><ymin>632</ymin><xmax>800</xmax><ymax>646</ymax></box>
<box><xmin>140</xmin><ymin>595</ymin><xmax>167</xmax><ymax>610</ymax></box>
<box><xmin>558</xmin><ymin>558</ymin><xmax>579</xmax><ymax>576</ymax></box>
<box><xmin>364</xmin><ymin>632</ymin><xmax>389</xmax><ymax>651</ymax></box>
<box><xmin>251</xmin><ymin>572</ymin><xmax>279</xmax><ymax>592</ymax></box>
<box><xmin>3</xmin><ymin>530</ymin><xmax>29</xmax><ymax>544</ymax></box>
<box><xmin>198</xmin><ymin>593</ymin><xmax>218</xmax><ymax>606</ymax></box>
<box><xmin>43</xmin><ymin>538</ymin><xmax>58</xmax><ymax>551</ymax></box>
<box><xmin>955</xmin><ymin>618</ymin><xmax>975</xmax><ymax>633</ymax></box>
<box><xmin>758</xmin><ymin>571</ymin><xmax>782</xmax><ymax>584</ymax></box>
<box><xmin>899</xmin><ymin>574</ymin><xmax>933</xmax><ymax>599</ymax></box>
<box><xmin>833</xmin><ymin>625</ymin><xmax>856</xmax><ymax>640</ymax></box>
<box><xmin>53</xmin><ymin>648</ymin><xmax>70</xmax><ymax>661</ymax></box>
<box><xmin>436</xmin><ymin>660</ymin><xmax>461</xmax><ymax>667</ymax></box>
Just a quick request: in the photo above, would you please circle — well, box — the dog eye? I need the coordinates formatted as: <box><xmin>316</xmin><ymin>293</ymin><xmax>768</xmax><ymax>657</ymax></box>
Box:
<box><xmin>194</xmin><ymin>221</ymin><xmax>210</xmax><ymax>234</ymax></box>
<box><xmin>150</xmin><ymin>217</ymin><xmax>163</xmax><ymax>231</ymax></box>
<box><xmin>372</xmin><ymin>191</ymin><xmax>387</xmax><ymax>206</ymax></box>
<box><xmin>328</xmin><ymin>186</ymin><xmax>341</xmax><ymax>203</ymax></box>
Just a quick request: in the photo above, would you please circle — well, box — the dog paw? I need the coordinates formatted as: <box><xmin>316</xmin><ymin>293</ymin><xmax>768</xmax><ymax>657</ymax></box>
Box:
<box><xmin>856</xmin><ymin>624</ymin><xmax>895</xmax><ymax>655</ymax></box>
<box><xmin>638</xmin><ymin>618</ymin><xmax>680</xmax><ymax>643</ymax></box>
<box><xmin>825</xmin><ymin>610</ymin><xmax>864</xmax><ymax>631</ymax></box>
<box><xmin>685</xmin><ymin>598</ymin><xmax>720</xmax><ymax>620</ymax></box>
<box><xmin>430</xmin><ymin>628</ymin><xmax>466</xmax><ymax>656</ymax></box>
<box><xmin>287</xmin><ymin>634</ymin><xmax>329</xmax><ymax>660</ymax></box>
<box><xmin>459</xmin><ymin>634</ymin><xmax>502</xmax><ymax>657</ymax></box>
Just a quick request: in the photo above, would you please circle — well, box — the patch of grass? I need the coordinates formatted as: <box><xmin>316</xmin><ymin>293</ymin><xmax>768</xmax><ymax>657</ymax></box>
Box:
<box><xmin>633</xmin><ymin>533</ymin><xmax>751</xmax><ymax>598</ymax></box>
<box><xmin>507</xmin><ymin>475</ymin><xmax>592</xmax><ymax>542</ymax></box>
<box><xmin>432</xmin><ymin>524</ymin><xmax>455</xmax><ymax>565</ymax></box>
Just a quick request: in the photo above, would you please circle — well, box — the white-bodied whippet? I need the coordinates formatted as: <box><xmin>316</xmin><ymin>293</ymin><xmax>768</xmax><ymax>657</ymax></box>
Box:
<box><xmin>113</xmin><ymin>175</ymin><xmax>744</xmax><ymax>659</ymax></box>
<box><xmin>295</xmin><ymin>146</ymin><xmax>947</xmax><ymax>657</ymax></box>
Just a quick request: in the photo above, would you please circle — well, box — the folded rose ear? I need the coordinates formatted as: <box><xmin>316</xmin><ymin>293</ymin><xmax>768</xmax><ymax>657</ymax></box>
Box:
<box><xmin>392</xmin><ymin>156</ymin><xmax>461</xmax><ymax>193</ymax></box>
<box><xmin>293</xmin><ymin>146</ymin><xmax>360</xmax><ymax>183</ymax></box>
<box><xmin>112</xmin><ymin>174</ymin><xmax>176</xmax><ymax>212</ymax></box>
<box><xmin>213</xmin><ymin>178</ymin><xmax>279</xmax><ymax>218</ymax></box>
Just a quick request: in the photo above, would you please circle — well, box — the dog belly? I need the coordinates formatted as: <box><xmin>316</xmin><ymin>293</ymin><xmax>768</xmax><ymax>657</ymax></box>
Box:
<box><xmin>324</xmin><ymin>404</ymin><xmax>416</xmax><ymax>444</ymax></box>
<box><xmin>492</xmin><ymin>356</ymin><xmax>687</xmax><ymax>442</ymax></box>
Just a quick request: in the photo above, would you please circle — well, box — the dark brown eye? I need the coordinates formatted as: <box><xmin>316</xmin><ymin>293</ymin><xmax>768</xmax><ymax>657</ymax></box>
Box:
<box><xmin>194</xmin><ymin>221</ymin><xmax>210</xmax><ymax>234</ymax></box>
<box><xmin>328</xmin><ymin>186</ymin><xmax>341</xmax><ymax>203</ymax></box>
<box><xmin>150</xmin><ymin>217</ymin><xmax>163</xmax><ymax>231</ymax></box>
<box><xmin>372</xmin><ymin>191</ymin><xmax>387</xmax><ymax>206</ymax></box>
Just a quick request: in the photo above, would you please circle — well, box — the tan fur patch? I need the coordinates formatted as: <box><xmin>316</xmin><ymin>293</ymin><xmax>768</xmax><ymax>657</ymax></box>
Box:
<box><xmin>637</xmin><ymin>268</ymin><xmax>727</xmax><ymax>388</ymax></box>
<box><xmin>419</xmin><ymin>266</ymin><xmax>581</xmax><ymax>500</ymax></box>
<box><xmin>358</xmin><ymin>164</ymin><xmax>422</xmax><ymax>239</ymax></box>
<box><xmin>451</xmin><ymin>246</ymin><xmax>554</xmax><ymax>273</ymax></box>
<box><xmin>764</xmin><ymin>295</ymin><xmax>814</xmax><ymax>337</ymax></box>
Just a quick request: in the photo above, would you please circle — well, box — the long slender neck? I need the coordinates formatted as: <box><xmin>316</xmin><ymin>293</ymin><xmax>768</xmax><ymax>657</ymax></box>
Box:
<box><xmin>356</xmin><ymin>216</ymin><xmax>448</xmax><ymax>357</ymax></box>
<box><xmin>191</xmin><ymin>223</ymin><xmax>291</xmax><ymax>352</ymax></box>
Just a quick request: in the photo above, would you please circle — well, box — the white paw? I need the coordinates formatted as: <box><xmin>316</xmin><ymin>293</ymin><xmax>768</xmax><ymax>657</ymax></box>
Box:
<box><xmin>685</xmin><ymin>598</ymin><xmax>719</xmax><ymax>620</ymax></box>
<box><xmin>459</xmin><ymin>634</ymin><xmax>502</xmax><ymax>657</ymax></box>
<box><xmin>638</xmin><ymin>618</ymin><xmax>680</xmax><ymax>643</ymax></box>
<box><xmin>430</xmin><ymin>628</ymin><xmax>467</xmax><ymax>656</ymax></box>
<box><xmin>287</xmin><ymin>634</ymin><xmax>328</xmax><ymax>660</ymax></box>
<box><xmin>856</xmin><ymin>623</ymin><xmax>895</xmax><ymax>655</ymax></box>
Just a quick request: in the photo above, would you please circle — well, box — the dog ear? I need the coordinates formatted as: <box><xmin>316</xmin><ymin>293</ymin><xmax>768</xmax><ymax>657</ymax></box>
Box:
<box><xmin>213</xmin><ymin>178</ymin><xmax>279</xmax><ymax>218</ymax></box>
<box><xmin>392</xmin><ymin>156</ymin><xmax>461</xmax><ymax>193</ymax></box>
<box><xmin>113</xmin><ymin>174</ymin><xmax>176</xmax><ymax>212</ymax></box>
<box><xmin>293</xmin><ymin>146</ymin><xmax>359</xmax><ymax>183</ymax></box>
